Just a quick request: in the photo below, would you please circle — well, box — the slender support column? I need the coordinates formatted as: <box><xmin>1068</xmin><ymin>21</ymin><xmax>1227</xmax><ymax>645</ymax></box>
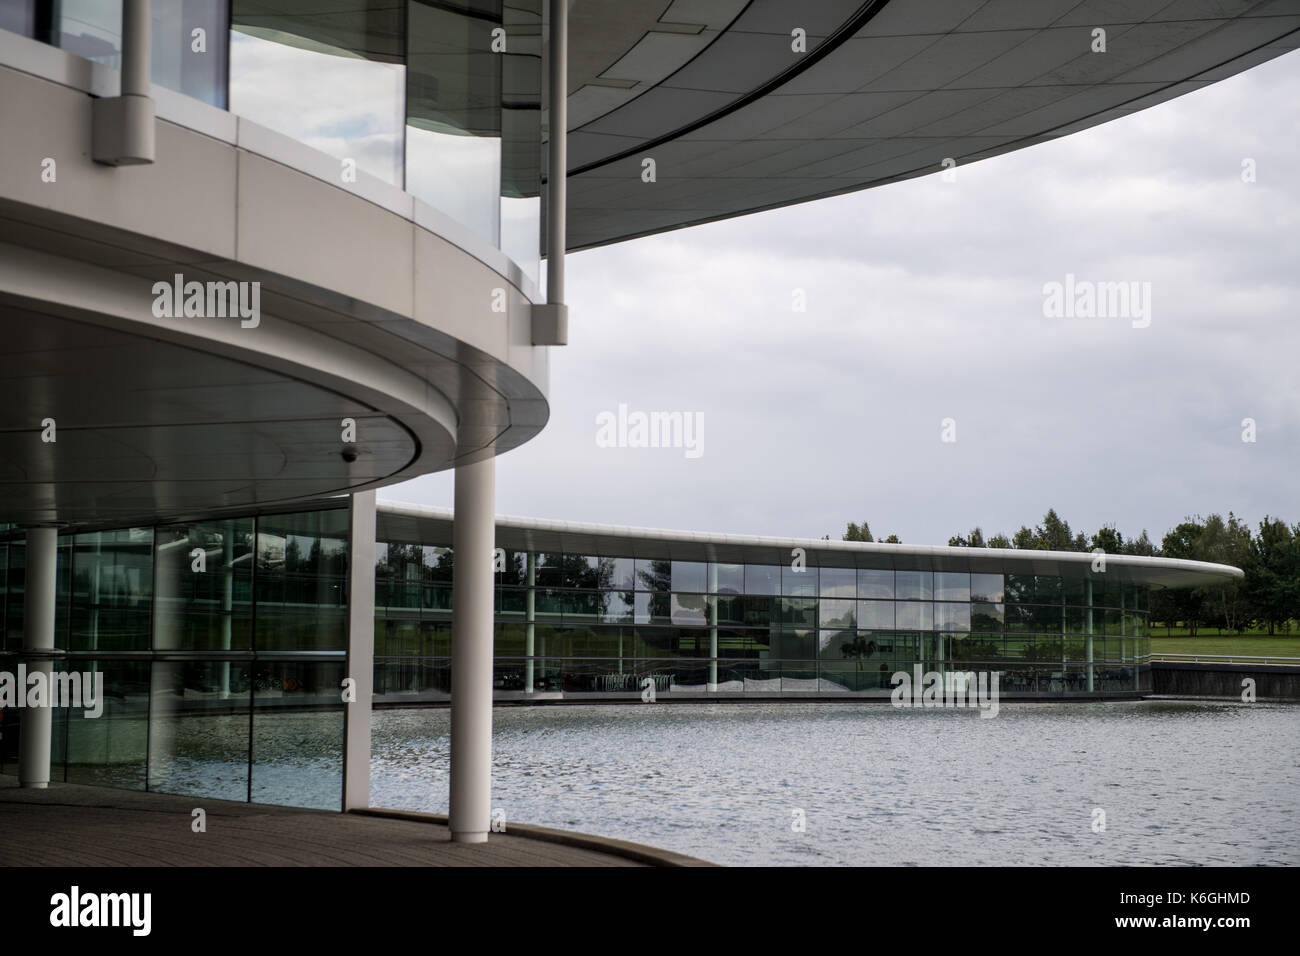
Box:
<box><xmin>547</xmin><ymin>0</ymin><xmax>566</xmax><ymax>309</ymax></box>
<box><xmin>220</xmin><ymin>521</ymin><xmax>234</xmax><ymax>698</ymax></box>
<box><xmin>524</xmin><ymin>552</ymin><xmax>536</xmax><ymax>694</ymax></box>
<box><xmin>532</xmin><ymin>0</ymin><xmax>568</xmax><ymax>344</ymax></box>
<box><xmin>19</xmin><ymin>527</ymin><xmax>57</xmax><ymax>789</ymax></box>
<box><xmin>1085</xmin><ymin>578</ymin><xmax>1094</xmax><ymax>692</ymax></box>
<box><xmin>450</xmin><ymin>455</ymin><xmax>495</xmax><ymax>843</ymax></box>
<box><xmin>707</xmin><ymin>563</ymin><xmax>718</xmax><ymax>691</ymax></box>
<box><xmin>343</xmin><ymin>491</ymin><xmax>376</xmax><ymax>811</ymax></box>
<box><xmin>92</xmin><ymin>0</ymin><xmax>156</xmax><ymax>165</ymax></box>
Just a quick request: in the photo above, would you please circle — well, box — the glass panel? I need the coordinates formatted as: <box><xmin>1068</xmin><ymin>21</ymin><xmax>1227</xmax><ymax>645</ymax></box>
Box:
<box><xmin>670</xmin><ymin>561</ymin><xmax>707</xmax><ymax>593</ymax></box>
<box><xmin>406</xmin><ymin>0</ymin><xmax>503</xmax><ymax>242</ymax></box>
<box><xmin>1034</xmin><ymin>575</ymin><xmax>1063</xmax><ymax>604</ymax></box>
<box><xmin>934</xmin><ymin>572</ymin><xmax>970</xmax><ymax>601</ymax></box>
<box><xmin>858</xmin><ymin>599</ymin><xmax>894</xmax><ymax>630</ymax></box>
<box><xmin>600</xmin><ymin>590</ymin><xmax>633</xmax><ymax>624</ymax></box>
<box><xmin>778</xmin><ymin>597</ymin><xmax>816</xmax><ymax>627</ymax></box>
<box><xmin>154</xmin><ymin>519</ymin><xmax>254</xmax><ymax>651</ymax></box>
<box><xmin>635</xmin><ymin>558</ymin><xmax>671</xmax><ymax>592</ymax></box>
<box><xmin>711</xmin><ymin>562</ymin><xmax>744</xmax><ymax>594</ymax></box>
<box><xmin>254</xmin><ymin>509</ymin><xmax>349</xmax><ymax>652</ymax></box>
<box><xmin>231</xmin><ymin>0</ymin><xmax>406</xmax><ymax>185</ymax></box>
<box><xmin>64</xmin><ymin>659</ymin><xmax>149</xmax><ymax>790</ymax></box>
<box><xmin>819</xmin><ymin>598</ymin><xmax>856</xmax><ymax>629</ymax></box>
<box><xmin>970</xmin><ymin>572</ymin><xmax>1004</xmax><ymax>603</ymax></box>
<box><xmin>818</xmin><ymin>567</ymin><xmax>855</xmax><ymax>598</ymax></box>
<box><xmin>670</xmin><ymin>593</ymin><xmax>706</xmax><ymax>626</ymax></box>
<box><xmin>782</xmin><ymin>563</ymin><xmax>817</xmax><ymax>597</ymax></box>
<box><xmin>148</xmin><ymin>660</ymin><xmax>250</xmax><ymax>801</ymax></box>
<box><xmin>744</xmin><ymin>564</ymin><xmax>779</xmax><ymax>595</ymax></box>
<box><xmin>741</xmin><ymin>595</ymin><xmax>774</xmax><ymax>627</ymax></box>
<box><xmin>0</xmin><ymin>0</ymin><xmax>35</xmax><ymax>37</ymax></box>
<box><xmin>608</xmin><ymin>557</ymin><xmax>635</xmax><ymax>591</ymax></box>
<box><xmin>499</xmin><ymin>0</ymin><xmax>541</xmax><ymax>282</ymax></box>
<box><xmin>771</xmin><ymin>629</ymin><xmax>816</xmax><ymax>660</ymax></box>
<box><xmin>935</xmin><ymin>602</ymin><xmax>971</xmax><ymax>632</ymax></box>
<box><xmin>1004</xmin><ymin>573</ymin><xmax>1035</xmax><ymax>604</ymax></box>
<box><xmin>857</xmin><ymin>567</ymin><xmax>893</xmax><ymax>599</ymax></box>
<box><xmin>895</xmin><ymin>570</ymin><xmax>932</xmax><ymax>600</ymax></box>
<box><xmin>972</xmin><ymin>602</ymin><xmax>1004</xmax><ymax>633</ymax></box>
<box><xmin>250</xmin><ymin>660</ymin><xmax>346</xmax><ymax>810</ymax></box>
<box><xmin>70</xmin><ymin>529</ymin><xmax>153</xmax><ymax>652</ymax></box>
<box><xmin>895</xmin><ymin>601</ymin><xmax>933</xmax><ymax>631</ymax></box>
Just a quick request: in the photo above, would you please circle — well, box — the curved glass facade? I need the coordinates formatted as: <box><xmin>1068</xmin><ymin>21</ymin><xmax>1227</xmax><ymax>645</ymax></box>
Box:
<box><xmin>2</xmin><ymin>0</ymin><xmax>542</xmax><ymax>283</ymax></box>
<box><xmin>374</xmin><ymin>545</ymin><xmax>1153</xmax><ymax>699</ymax></box>
<box><xmin>0</xmin><ymin>507</ymin><xmax>350</xmax><ymax>810</ymax></box>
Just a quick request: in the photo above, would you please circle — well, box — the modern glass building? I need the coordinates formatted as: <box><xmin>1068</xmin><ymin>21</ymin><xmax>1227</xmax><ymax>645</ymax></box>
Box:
<box><xmin>1</xmin><ymin>2</ymin><xmax>1294</xmax><ymax>835</ymax></box>
<box><xmin>0</xmin><ymin>498</ymin><xmax>1242</xmax><ymax>815</ymax></box>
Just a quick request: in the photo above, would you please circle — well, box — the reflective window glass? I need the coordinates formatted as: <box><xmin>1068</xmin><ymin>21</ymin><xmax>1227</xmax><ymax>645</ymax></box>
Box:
<box><xmin>819</xmin><ymin>567</ymin><xmax>856</xmax><ymax>598</ymax></box>
<box><xmin>671</xmin><ymin>561</ymin><xmax>707</xmax><ymax>593</ymax></box>
<box><xmin>231</xmin><ymin>2</ymin><xmax>405</xmax><ymax>185</ymax></box>
<box><xmin>608</xmin><ymin>557</ymin><xmax>636</xmax><ymax>591</ymax></box>
<box><xmin>970</xmin><ymin>573</ymin><xmax>1004</xmax><ymax>603</ymax></box>
<box><xmin>895</xmin><ymin>570</ymin><xmax>932</xmax><ymax>600</ymax></box>
<box><xmin>934</xmin><ymin>572</ymin><xmax>970</xmax><ymax>601</ymax></box>
<box><xmin>635</xmin><ymin>558</ymin><xmax>671</xmax><ymax>591</ymax></box>
<box><xmin>935</xmin><ymin>602</ymin><xmax>971</xmax><ymax>632</ymax></box>
<box><xmin>744</xmin><ymin>564</ymin><xmax>779</xmax><ymax>595</ymax></box>
<box><xmin>857</xmin><ymin>568</ymin><xmax>893</xmax><ymax>599</ymax></box>
<box><xmin>859</xmin><ymin>600</ymin><xmax>894</xmax><ymax>630</ymax></box>
<box><xmin>782</xmin><ymin>563</ymin><xmax>817</xmax><ymax>597</ymax></box>
<box><xmin>711</xmin><ymin>562</ymin><xmax>743</xmax><ymax>594</ymax></box>
<box><xmin>896</xmin><ymin>601</ymin><xmax>933</xmax><ymax>631</ymax></box>
<box><xmin>820</xmin><ymin>598</ymin><xmax>856</xmax><ymax>629</ymax></box>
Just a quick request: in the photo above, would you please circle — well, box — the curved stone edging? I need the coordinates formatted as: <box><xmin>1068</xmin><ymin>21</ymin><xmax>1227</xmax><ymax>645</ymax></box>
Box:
<box><xmin>351</xmin><ymin>807</ymin><xmax>717</xmax><ymax>867</ymax></box>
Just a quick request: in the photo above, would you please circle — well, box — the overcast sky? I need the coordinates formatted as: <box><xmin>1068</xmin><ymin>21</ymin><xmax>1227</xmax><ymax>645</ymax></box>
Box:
<box><xmin>384</xmin><ymin>49</ymin><xmax>1300</xmax><ymax>548</ymax></box>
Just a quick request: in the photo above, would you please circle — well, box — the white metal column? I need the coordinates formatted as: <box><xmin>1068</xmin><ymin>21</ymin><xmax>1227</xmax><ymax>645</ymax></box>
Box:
<box><xmin>524</xmin><ymin>551</ymin><xmax>536</xmax><ymax>694</ymax></box>
<box><xmin>449</xmin><ymin>454</ymin><xmax>496</xmax><ymax>843</ymax></box>
<box><xmin>708</xmin><ymin>563</ymin><xmax>718</xmax><ymax>691</ymax></box>
<box><xmin>532</xmin><ymin>0</ymin><xmax>568</xmax><ymax>344</ymax></box>
<box><xmin>1085</xmin><ymin>578</ymin><xmax>1094</xmax><ymax>692</ymax></box>
<box><xmin>19</xmin><ymin>527</ymin><xmax>57</xmax><ymax>789</ymax></box>
<box><xmin>92</xmin><ymin>0</ymin><xmax>156</xmax><ymax>165</ymax></box>
<box><xmin>343</xmin><ymin>490</ymin><xmax>376</xmax><ymax>811</ymax></box>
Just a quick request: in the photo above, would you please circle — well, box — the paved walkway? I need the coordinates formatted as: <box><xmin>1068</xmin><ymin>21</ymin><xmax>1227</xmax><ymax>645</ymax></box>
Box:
<box><xmin>0</xmin><ymin>776</ymin><xmax>709</xmax><ymax>867</ymax></box>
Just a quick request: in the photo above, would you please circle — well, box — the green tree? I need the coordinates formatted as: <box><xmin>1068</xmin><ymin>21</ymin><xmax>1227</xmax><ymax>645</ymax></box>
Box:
<box><xmin>1162</xmin><ymin>519</ymin><xmax>1207</xmax><ymax>635</ymax></box>
<box><xmin>1035</xmin><ymin>508</ymin><xmax>1076</xmax><ymax>551</ymax></box>
<box><xmin>1090</xmin><ymin>525</ymin><xmax>1124</xmax><ymax>555</ymax></box>
<box><xmin>1244</xmin><ymin>517</ymin><xmax>1300</xmax><ymax>635</ymax></box>
<box><xmin>843</xmin><ymin>522</ymin><xmax>873</xmax><ymax>542</ymax></box>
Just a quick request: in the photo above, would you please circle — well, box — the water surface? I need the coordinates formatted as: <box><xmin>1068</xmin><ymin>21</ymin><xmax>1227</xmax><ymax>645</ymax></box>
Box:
<box><xmin>371</xmin><ymin>701</ymin><xmax>1299</xmax><ymax>866</ymax></box>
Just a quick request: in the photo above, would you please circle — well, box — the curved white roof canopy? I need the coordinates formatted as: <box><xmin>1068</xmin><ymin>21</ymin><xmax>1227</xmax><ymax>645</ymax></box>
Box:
<box><xmin>376</xmin><ymin>501</ymin><xmax>1243</xmax><ymax>588</ymax></box>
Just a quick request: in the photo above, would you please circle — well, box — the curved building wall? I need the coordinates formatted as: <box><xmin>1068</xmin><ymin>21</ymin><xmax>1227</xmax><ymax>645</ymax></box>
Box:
<box><xmin>1</xmin><ymin>0</ymin><xmax>542</xmax><ymax>282</ymax></box>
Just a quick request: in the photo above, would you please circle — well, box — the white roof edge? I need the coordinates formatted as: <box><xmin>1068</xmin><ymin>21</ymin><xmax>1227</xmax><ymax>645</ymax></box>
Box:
<box><xmin>374</xmin><ymin>500</ymin><xmax>1244</xmax><ymax>582</ymax></box>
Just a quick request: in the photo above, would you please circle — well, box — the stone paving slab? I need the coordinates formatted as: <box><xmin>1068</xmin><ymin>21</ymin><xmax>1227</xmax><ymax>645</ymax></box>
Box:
<box><xmin>0</xmin><ymin>775</ymin><xmax>672</xmax><ymax>867</ymax></box>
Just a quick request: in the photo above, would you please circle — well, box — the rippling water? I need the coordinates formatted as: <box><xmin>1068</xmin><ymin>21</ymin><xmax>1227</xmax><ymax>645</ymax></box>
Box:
<box><xmin>370</xmin><ymin>701</ymin><xmax>1300</xmax><ymax>866</ymax></box>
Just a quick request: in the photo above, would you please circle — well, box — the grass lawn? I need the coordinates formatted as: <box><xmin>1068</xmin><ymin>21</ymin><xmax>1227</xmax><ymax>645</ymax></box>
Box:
<box><xmin>1149</xmin><ymin>636</ymin><xmax>1300</xmax><ymax>659</ymax></box>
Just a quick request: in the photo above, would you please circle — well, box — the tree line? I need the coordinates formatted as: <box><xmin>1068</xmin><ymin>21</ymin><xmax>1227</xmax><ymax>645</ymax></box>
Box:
<box><xmin>842</xmin><ymin>510</ymin><xmax>1300</xmax><ymax>636</ymax></box>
